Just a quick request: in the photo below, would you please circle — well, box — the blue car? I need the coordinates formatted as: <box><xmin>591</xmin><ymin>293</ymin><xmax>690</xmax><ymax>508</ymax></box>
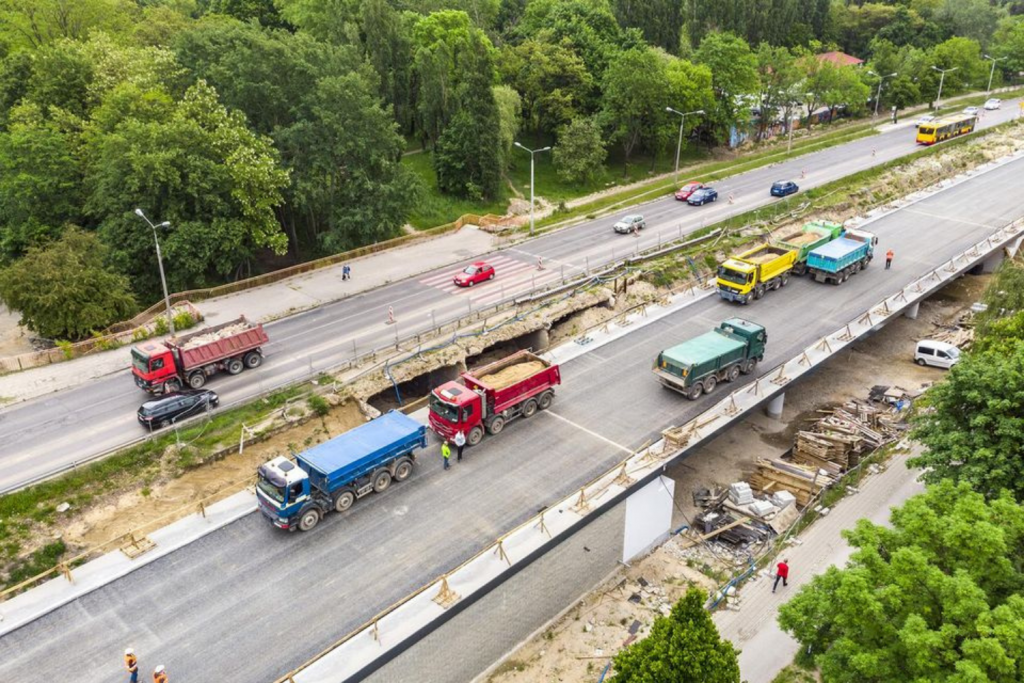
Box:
<box><xmin>771</xmin><ymin>180</ymin><xmax>799</xmax><ymax>197</ymax></box>
<box><xmin>687</xmin><ymin>187</ymin><xmax>719</xmax><ymax>206</ymax></box>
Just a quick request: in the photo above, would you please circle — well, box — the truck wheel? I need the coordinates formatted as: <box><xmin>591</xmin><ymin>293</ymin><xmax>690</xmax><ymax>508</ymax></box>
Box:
<box><xmin>686</xmin><ymin>383</ymin><xmax>703</xmax><ymax>400</ymax></box>
<box><xmin>467</xmin><ymin>426</ymin><xmax>484</xmax><ymax>446</ymax></box>
<box><xmin>298</xmin><ymin>508</ymin><xmax>320</xmax><ymax>532</ymax></box>
<box><xmin>522</xmin><ymin>399</ymin><xmax>538</xmax><ymax>418</ymax></box>
<box><xmin>188</xmin><ymin>373</ymin><xmax>206</xmax><ymax>389</ymax></box>
<box><xmin>164</xmin><ymin>379</ymin><xmax>181</xmax><ymax>394</ymax></box>
<box><xmin>703</xmin><ymin>375</ymin><xmax>718</xmax><ymax>394</ymax></box>
<box><xmin>226</xmin><ymin>358</ymin><xmax>244</xmax><ymax>375</ymax></box>
<box><xmin>726</xmin><ymin>365</ymin><xmax>740</xmax><ymax>382</ymax></box>
<box><xmin>537</xmin><ymin>391</ymin><xmax>554</xmax><ymax>410</ymax></box>
<box><xmin>487</xmin><ymin>416</ymin><xmax>506</xmax><ymax>435</ymax></box>
<box><xmin>780</xmin><ymin>274</ymin><xmax>789</xmax><ymax>287</ymax></box>
<box><xmin>393</xmin><ymin>458</ymin><xmax>414</xmax><ymax>482</ymax></box>
<box><xmin>741</xmin><ymin>359</ymin><xmax>757</xmax><ymax>375</ymax></box>
<box><xmin>333</xmin><ymin>490</ymin><xmax>355</xmax><ymax>513</ymax></box>
<box><xmin>244</xmin><ymin>352</ymin><xmax>263</xmax><ymax>369</ymax></box>
<box><xmin>372</xmin><ymin>470</ymin><xmax>392</xmax><ymax>493</ymax></box>
<box><xmin>754</xmin><ymin>285</ymin><xmax>766</xmax><ymax>300</ymax></box>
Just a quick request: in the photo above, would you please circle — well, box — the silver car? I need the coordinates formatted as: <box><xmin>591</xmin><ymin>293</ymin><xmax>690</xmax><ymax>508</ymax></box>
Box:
<box><xmin>613</xmin><ymin>214</ymin><xmax>646</xmax><ymax>234</ymax></box>
<box><xmin>984</xmin><ymin>98</ymin><xmax>1001</xmax><ymax>110</ymax></box>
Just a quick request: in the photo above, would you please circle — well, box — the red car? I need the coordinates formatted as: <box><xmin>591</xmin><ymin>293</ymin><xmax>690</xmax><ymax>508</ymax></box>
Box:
<box><xmin>674</xmin><ymin>182</ymin><xmax>705</xmax><ymax>201</ymax></box>
<box><xmin>454</xmin><ymin>261</ymin><xmax>495</xmax><ymax>287</ymax></box>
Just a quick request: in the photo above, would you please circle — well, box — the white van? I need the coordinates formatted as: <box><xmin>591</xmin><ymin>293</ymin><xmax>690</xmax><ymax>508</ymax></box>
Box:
<box><xmin>914</xmin><ymin>340</ymin><xmax>961</xmax><ymax>369</ymax></box>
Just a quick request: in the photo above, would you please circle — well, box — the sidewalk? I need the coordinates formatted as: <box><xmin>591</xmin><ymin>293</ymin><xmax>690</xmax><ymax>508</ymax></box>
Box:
<box><xmin>0</xmin><ymin>226</ymin><xmax>499</xmax><ymax>404</ymax></box>
<box><xmin>713</xmin><ymin>451</ymin><xmax>925</xmax><ymax>683</ymax></box>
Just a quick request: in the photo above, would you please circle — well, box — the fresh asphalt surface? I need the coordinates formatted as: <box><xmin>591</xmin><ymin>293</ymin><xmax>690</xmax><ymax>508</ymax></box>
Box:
<box><xmin>1</xmin><ymin>103</ymin><xmax>1021</xmax><ymax>492</ymax></box>
<box><xmin>1</xmin><ymin>153</ymin><xmax>1021</xmax><ymax>682</ymax></box>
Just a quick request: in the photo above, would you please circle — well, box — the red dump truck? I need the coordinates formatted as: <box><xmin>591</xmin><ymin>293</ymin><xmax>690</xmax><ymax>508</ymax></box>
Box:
<box><xmin>131</xmin><ymin>316</ymin><xmax>269</xmax><ymax>393</ymax></box>
<box><xmin>428</xmin><ymin>350</ymin><xmax>561</xmax><ymax>446</ymax></box>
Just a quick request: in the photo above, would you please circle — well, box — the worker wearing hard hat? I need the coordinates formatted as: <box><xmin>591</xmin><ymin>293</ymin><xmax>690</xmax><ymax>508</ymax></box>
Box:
<box><xmin>153</xmin><ymin>665</ymin><xmax>168</xmax><ymax>683</ymax></box>
<box><xmin>124</xmin><ymin>648</ymin><xmax>139</xmax><ymax>683</ymax></box>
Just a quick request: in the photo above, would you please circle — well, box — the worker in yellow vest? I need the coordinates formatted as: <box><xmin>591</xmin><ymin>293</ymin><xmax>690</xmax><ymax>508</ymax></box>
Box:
<box><xmin>153</xmin><ymin>665</ymin><xmax>168</xmax><ymax>683</ymax></box>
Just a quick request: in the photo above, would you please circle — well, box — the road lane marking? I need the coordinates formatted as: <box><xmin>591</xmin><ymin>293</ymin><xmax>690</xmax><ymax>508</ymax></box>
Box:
<box><xmin>541</xmin><ymin>410</ymin><xmax>633</xmax><ymax>454</ymax></box>
<box><xmin>902</xmin><ymin>208</ymin><xmax>998</xmax><ymax>229</ymax></box>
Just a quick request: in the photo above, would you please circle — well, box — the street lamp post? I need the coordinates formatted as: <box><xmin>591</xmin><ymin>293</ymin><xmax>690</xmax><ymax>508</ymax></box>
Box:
<box><xmin>665</xmin><ymin>107</ymin><xmax>704</xmax><ymax>175</ymax></box>
<box><xmin>513</xmin><ymin>142</ymin><xmax>551</xmax><ymax>237</ymax></box>
<box><xmin>868</xmin><ymin>71</ymin><xmax>898</xmax><ymax>118</ymax></box>
<box><xmin>134</xmin><ymin>208</ymin><xmax>176</xmax><ymax>337</ymax></box>
<box><xmin>983</xmin><ymin>54</ymin><xmax>1008</xmax><ymax>94</ymax></box>
<box><xmin>931</xmin><ymin>65</ymin><xmax>958</xmax><ymax>109</ymax></box>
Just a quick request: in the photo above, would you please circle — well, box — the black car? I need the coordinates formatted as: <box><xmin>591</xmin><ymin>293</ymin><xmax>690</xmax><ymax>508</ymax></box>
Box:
<box><xmin>687</xmin><ymin>187</ymin><xmax>719</xmax><ymax>206</ymax></box>
<box><xmin>770</xmin><ymin>180</ymin><xmax>799</xmax><ymax>197</ymax></box>
<box><xmin>138</xmin><ymin>390</ymin><xmax>219</xmax><ymax>430</ymax></box>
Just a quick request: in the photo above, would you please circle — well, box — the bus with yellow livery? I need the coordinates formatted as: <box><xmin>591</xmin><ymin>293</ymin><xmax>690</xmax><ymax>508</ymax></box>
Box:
<box><xmin>916</xmin><ymin>114</ymin><xmax>978</xmax><ymax>145</ymax></box>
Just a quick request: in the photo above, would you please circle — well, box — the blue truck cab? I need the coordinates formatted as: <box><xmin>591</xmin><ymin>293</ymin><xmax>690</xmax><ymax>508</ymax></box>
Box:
<box><xmin>806</xmin><ymin>229</ymin><xmax>877</xmax><ymax>285</ymax></box>
<box><xmin>256</xmin><ymin>410</ymin><xmax>427</xmax><ymax>532</ymax></box>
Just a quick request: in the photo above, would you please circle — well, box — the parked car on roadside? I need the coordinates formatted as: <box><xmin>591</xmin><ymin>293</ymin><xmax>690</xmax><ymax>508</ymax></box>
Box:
<box><xmin>984</xmin><ymin>98</ymin><xmax>1002</xmax><ymax>110</ymax></box>
<box><xmin>138</xmin><ymin>389</ymin><xmax>219</xmax><ymax>430</ymax></box>
<box><xmin>674</xmin><ymin>182</ymin><xmax>705</xmax><ymax>201</ymax></box>
<box><xmin>453</xmin><ymin>261</ymin><xmax>495</xmax><ymax>287</ymax></box>
<box><xmin>770</xmin><ymin>180</ymin><xmax>799</xmax><ymax>197</ymax></box>
<box><xmin>687</xmin><ymin>187</ymin><xmax>719</xmax><ymax>206</ymax></box>
<box><xmin>613</xmin><ymin>214</ymin><xmax>646</xmax><ymax>234</ymax></box>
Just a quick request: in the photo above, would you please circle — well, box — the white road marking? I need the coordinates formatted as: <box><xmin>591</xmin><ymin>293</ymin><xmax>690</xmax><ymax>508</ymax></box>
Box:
<box><xmin>902</xmin><ymin>208</ymin><xmax>998</xmax><ymax>229</ymax></box>
<box><xmin>541</xmin><ymin>410</ymin><xmax>633</xmax><ymax>454</ymax></box>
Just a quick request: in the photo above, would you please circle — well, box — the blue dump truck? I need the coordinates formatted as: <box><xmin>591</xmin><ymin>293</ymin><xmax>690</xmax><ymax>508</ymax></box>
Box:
<box><xmin>256</xmin><ymin>411</ymin><xmax>427</xmax><ymax>532</ymax></box>
<box><xmin>653</xmin><ymin>318</ymin><xmax>767</xmax><ymax>400</ymax></box>
<box><xmin>806</xmin><ymin>228</ymin><xmax>878</xmax><ymax>285</ymax></box>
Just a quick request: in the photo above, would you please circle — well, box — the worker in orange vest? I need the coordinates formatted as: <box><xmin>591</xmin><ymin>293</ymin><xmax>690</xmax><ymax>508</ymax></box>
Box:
<box><xmin>885</xmin><ymin>249</ymin><xmax>894</xmax><ymax>269</ymax></box>
<box><xmin>124</xmin><ymin>648</ymin><xmax>139</xmax><ymax>683</ymax></box>
<box><xmin>153</xmin><ymin>665</ymin><xmax>168</xmax><ymax>683</ymax></box>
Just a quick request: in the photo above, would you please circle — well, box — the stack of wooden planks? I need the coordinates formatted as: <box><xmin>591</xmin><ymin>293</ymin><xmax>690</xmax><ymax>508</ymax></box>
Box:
<box><xmin>748</xmin><ymin>458</ymin><xmax>835</xmax><ymax>507</ymax></box>
<box><xmin>790</xmin><ymin>400</ymin><xmax>900</xmax><ymax>475</ymax></box>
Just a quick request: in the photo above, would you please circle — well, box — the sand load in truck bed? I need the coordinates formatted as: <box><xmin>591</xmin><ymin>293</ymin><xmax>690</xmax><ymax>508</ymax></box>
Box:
<box><xmin>746</xmin><ymin>252</ymin><xmax>781</xmax><ymax>264</ymax></box>
<box><xmin>179</xmin><ymin>323</ymin><xmax>253</xmax><ymax>350</ymax></box>
<box><xmin>779</xmin><ymin>231</ymin><xmax>824</xmax><ymax>246</ymax></box>
<box><xmin>478</xmin><ymin>361</ymin><xmax>547</xmax><ymax>389</ymax></box>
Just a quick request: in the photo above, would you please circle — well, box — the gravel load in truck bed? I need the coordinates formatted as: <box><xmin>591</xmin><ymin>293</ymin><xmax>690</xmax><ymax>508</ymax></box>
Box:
<box><xmin>179</xmin><ymin>323</ymin><xmax>253</xmax><ymax>350</ymax></box>
<box><xmin>478</xmin><ymin>361</ymin><xmax>546</xmax><ymax>389</ymax></box>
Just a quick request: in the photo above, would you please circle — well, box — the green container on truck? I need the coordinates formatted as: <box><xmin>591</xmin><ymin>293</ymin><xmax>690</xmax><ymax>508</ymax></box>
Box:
<box><xmin>653</xmin><ymin>318</ymin><xmax>767</xmax><ymax>400</ymax></box>
<box><xmin>773</xmin><ymin>221</ymin><xmax>845</xmax><ymax>275</ymax></box>
<box><xmin>717</xmin><ymin>246</ymin><xmax>798</xmax><ymax>304</ymax></box>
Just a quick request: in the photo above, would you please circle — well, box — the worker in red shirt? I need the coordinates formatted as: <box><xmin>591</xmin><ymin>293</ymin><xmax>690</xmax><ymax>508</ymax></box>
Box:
<box><xmin>773</xmin><ymin>559</ymin><xmax>790</xmax><ymax>593</ymax></box>
<box><xmin>886</xmin><ymin>249</ymin><xmax>894</xmax><ymax>269</ymax></box>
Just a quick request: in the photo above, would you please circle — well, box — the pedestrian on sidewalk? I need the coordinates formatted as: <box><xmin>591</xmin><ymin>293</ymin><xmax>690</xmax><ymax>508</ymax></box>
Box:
<box><xmin>454</xmin><ymin>430</ymin><xmax>466</xmax><ymax>462</ymax></box>
<box><xmin>153</xmin><ymin>665</ymin><xmax>168</xmax><ymax>683</ymax></box>
<box><xmin>342</xmin><ymin>264</ymin><xmax>351</xmax><ymax>280</ymax></box>
<box><xmin>885</xmin><ymin>249</ymin><xmax>894</xmax><ymax>269</ymax></box>
<box><xmin>124</xmin><ymin>648</ymin><xmax>139</xmax><ymax>683</ymax></box>
<box><xmin>773</xmin><ymin>559</ymin><xmax>790</xmax><ymax>593</ymax></box>
<box><xmin>441</xmin><ymin>441</ymin><xmax>451</xmax><ymax>470</ymax></box>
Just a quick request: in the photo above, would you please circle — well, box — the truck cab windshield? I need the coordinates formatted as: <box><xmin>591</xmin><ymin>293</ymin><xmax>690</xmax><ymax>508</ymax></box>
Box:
<box><xmin>429</xmin><ymin>393</ymin><xmax>459</xmax><ymax>422</ymax></box>
<box><xmin>131</xmin><ymin>349</ymin><xmax>151</xmax><ymax>373</ymax></box>
<box><xmin>717</xmin><ymin>267</ymin><xmax>751</xmax><ymax>286</ymax></box>
<box><xmin>256</xmin><ymin>478</ymin><xmax>285</xmax><ymax>504</ymax></box>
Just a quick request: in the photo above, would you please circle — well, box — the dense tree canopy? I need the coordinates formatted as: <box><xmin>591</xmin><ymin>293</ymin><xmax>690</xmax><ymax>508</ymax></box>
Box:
<box><xmin>779</xmin><ymin>481</ymin><xmax>1024</xmax><ymax>682</ymax></box>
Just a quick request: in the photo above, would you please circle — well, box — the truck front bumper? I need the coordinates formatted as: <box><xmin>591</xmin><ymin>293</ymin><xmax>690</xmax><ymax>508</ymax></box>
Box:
<box><xmin>717</xmin><ymin>288</ymin><xmax>749</xmax><ymax>304</ymax></box>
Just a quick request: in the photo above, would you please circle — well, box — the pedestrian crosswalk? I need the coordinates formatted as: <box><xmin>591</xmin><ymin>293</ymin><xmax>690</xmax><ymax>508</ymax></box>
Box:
<box><xmin>417</xmin><ymin>254</ymin><xmax>574</xmax><ymax>306</ymax></box>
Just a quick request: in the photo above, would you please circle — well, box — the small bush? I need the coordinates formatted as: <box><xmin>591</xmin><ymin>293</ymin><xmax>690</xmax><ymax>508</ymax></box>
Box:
<box><xmin>173</xmin><ymin>310</ymin><xmax>196</xmax><ymax>330</ymax></box>
<box><xmin>308</xmin><ymin>395</ymin><xmax>330</xmax><ymax>417</ymax></box>
<box><xmin>153</xmin><ymin>316</ymin><xmax>169</xmax><ymax>336</ymax></box>
<box><xmin>132</xmin><ymin>327</ymin><xmax>149</xmax><ymax>342</ymax></box>
<box><xmin>55</xmin><ymin>339</ymin><xmax>75</xmax><ymax>360</ymax></box>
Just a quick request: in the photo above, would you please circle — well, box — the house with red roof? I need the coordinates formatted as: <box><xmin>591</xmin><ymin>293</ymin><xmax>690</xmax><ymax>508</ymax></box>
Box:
<box><xmin>816</xmin><ymin>51</ymin><xmax>864</xmax><ymax>67</ymax></box>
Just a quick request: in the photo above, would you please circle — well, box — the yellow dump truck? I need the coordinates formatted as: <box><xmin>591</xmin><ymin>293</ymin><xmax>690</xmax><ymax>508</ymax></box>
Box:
<box><xmin>717</xmin><ymin>245</ymin><xmax>798</xmax><ymax>304</ymax></box>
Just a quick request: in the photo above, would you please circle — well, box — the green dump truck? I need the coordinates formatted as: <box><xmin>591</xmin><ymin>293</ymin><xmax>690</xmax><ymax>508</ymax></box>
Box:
<box><xmin>773</xmin><ymin>221</ymin><xmax>845</xmax><ymax>275</ymax></box>
<box><xmin>653</xmin><ymin>319</ymin><xmax>767</xmax><ymax>399</ymax></box>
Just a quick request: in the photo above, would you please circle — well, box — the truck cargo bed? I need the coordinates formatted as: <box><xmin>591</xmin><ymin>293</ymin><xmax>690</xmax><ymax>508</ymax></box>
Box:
<box><xmin>464</xmin><ymin>350</ymin><xmax>560</xmax><ymax>414</ymax></box>
<box><xmin>172</xmin><ymin>316</ymin><xmax>269</xmax><ymax>370</ymax></box>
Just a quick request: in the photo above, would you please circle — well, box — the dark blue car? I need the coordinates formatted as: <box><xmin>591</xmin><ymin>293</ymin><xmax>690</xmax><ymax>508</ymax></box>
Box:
<box><xmin>771</xmin><ymin>180</ymin><xmax>799</xmax><ymax>197</ymax></box>
<box><xmin>687</xmin><ymin>187</ymin><xmax>719</xmax><ymax>206</ymax></box>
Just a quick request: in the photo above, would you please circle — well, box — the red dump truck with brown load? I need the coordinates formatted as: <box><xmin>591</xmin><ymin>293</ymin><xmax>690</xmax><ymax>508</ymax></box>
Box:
<box><xmin>428</xmin><ymin>350</ymin><xmax>561</xmax><ymax>446</ymax></box>
<box><xmin>131</xmin><ymin>316</ymin><xmax>269</xmax><ymax>393</ymax></box>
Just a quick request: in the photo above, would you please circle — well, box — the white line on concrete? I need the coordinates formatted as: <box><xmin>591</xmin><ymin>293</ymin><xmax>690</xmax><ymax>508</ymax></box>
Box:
<box><xmin>901</xmin><ymin>208</ymin><xmax>999</xmax><ymax>228</ymax></box>
<box><xmin>540</xmin><ymin>410</ymin><xmax>633</xmax><ymax>454</ymax></box>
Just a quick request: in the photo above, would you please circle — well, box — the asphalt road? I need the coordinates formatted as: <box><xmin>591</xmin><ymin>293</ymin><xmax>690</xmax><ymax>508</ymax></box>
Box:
<box><xmin>0</xmin><ymin>104</ymin><xmax>1020</xmax><ymax>492</ymax></box>
<box><xmin>1</xmin><ymin>152</ymin><xmax>1021</xmax><ymax>683</ymax></box>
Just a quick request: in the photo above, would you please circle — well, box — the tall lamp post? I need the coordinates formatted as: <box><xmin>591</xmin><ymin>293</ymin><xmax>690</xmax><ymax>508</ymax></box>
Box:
<box><xmin>983</xmin><ymin>54</ymin><xmax>1008</xmax><ymax>94</ymax></box>
<box><xmin>513</xmin><ymin>142</ymin><xmax>551</xmax><ymax>237</ymax></box>
<box><xmin>665</xmin><ymin>107</ymin><xmax>704</xmax><ymax>175</ymax></box>
<box><xmin>868</xmin><ymin>71</ymin><xmax>897</xmax><ymax>117</ymax></box>
<box><xmin>134</xmin><ymin>208</ymin><xmax>176</xmax><ymax>337</ymax></box>
<box><xmin>931</xmin><ymin>65</ymin><xmax>958</xmax><ymax>109</ymax></box>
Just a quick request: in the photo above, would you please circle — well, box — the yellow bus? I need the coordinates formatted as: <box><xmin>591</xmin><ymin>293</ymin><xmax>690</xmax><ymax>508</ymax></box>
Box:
<box><xmin>916</xmin><ymin>114</ymin><xmax>978</xmax><ymax>145</ymax></box>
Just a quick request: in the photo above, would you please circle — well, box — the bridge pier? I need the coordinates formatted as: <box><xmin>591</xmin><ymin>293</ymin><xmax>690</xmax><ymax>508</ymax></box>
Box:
<box><xmin>971</xmin><ymin>249</ymin><xmax>1004</xmax><ymax>275</ymax></box>
<box><xmin>765</xmin><ymin>392</ymin><xmax>785</xmax><ymax>420</ymax></box>
<box><xmin>904</xmin><ymin>302</ymin><xmax>920</xmax><ymax>320</ymax></box>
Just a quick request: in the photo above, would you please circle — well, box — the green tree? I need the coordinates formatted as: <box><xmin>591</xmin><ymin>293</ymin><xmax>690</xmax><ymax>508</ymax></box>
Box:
<box><xmin>274</xmin><ymin>0</ymin><xmax>361</xmax><ymax>45</ymax></box>
<box><xmin>613</xmin><ymin>0</ymin><xmax>684</xmax><ymax>54</ymax></box>
<box><xmin>779</xmin><ymin>481</ymin><xmax>1024</xmax><ymax>682</ymax></box>
<box><xmin>552</xmin><ymin>115</ymin><xmax>605</xmax><ymax>183</ymax></box>
<box><xmin>935</xmin><ymin>0</ymin><xmax>1005</xmax><ymax>50</ymax></box>
<box><xmin>924</xmin><ymin>37</ymin><xmax>987</xmax><ymax>101</ymax></box>
<box><xmin>500</xmin><ymin>38</ymin><xmax>594</xmax><ymax>136</ymax></box>
<box><xmin>755</xmin><ymin>43</ymin><xmax>801</xmax><ymax>139</ymax></box>
<box><xmin>25</xmin><ymin>38</ymin><xmax>95</xmax><ymax>119</ymax></box>
<box><xmin>360</xmin><ymin>0</ymin><xmax>416</xmax><ymax>133</ymax></box>
<box><xmin>600</xmin><ymin>46</ymin><xmax>669</xmax><ymax>169</ymax></box>
<box><xmin>612</xmin><ymin>587</ymin><xmax>740</xmax><ymax>683</ymax></box>
<box><xmin>0</xmin><ymin>0</ymin><xmax>135</xmax><ymax>50</ymax></box>
<box><xmin>517</xmin><ymin>0</ymin><xmax>626</xmax><ymax>81</ymax></box>
<box><xmin>694</xmin><ymin>31</ymin><xmax>758</xmax><ymax>144</ymax></box>
<box><xmin>84</xmin><ymin>80</ymin><xmax>289</xmax><ymax>298</ymax></box>
<box><xmin>204</xmin><ymin>0</ymin><xmax>290</xmax><ymax>28</ymax></box>
<box><xmin>993</xmin><ymin>17</ymin><xmax>1024</xmax><ymax>75</ymax></box>
<box><xmin>0</xmin><ymin>226</ymin><xmax>136</xmax><ymax>339</ymax></box>
<box><xmin>0</xmin><ymin>102</ymin><xmax>83</xmax><ymax>258</ymax></box>
<box><xmin>493</xmin><ymin>83</ymin><xmax>521</xmax><ymax>173</ymax></box>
